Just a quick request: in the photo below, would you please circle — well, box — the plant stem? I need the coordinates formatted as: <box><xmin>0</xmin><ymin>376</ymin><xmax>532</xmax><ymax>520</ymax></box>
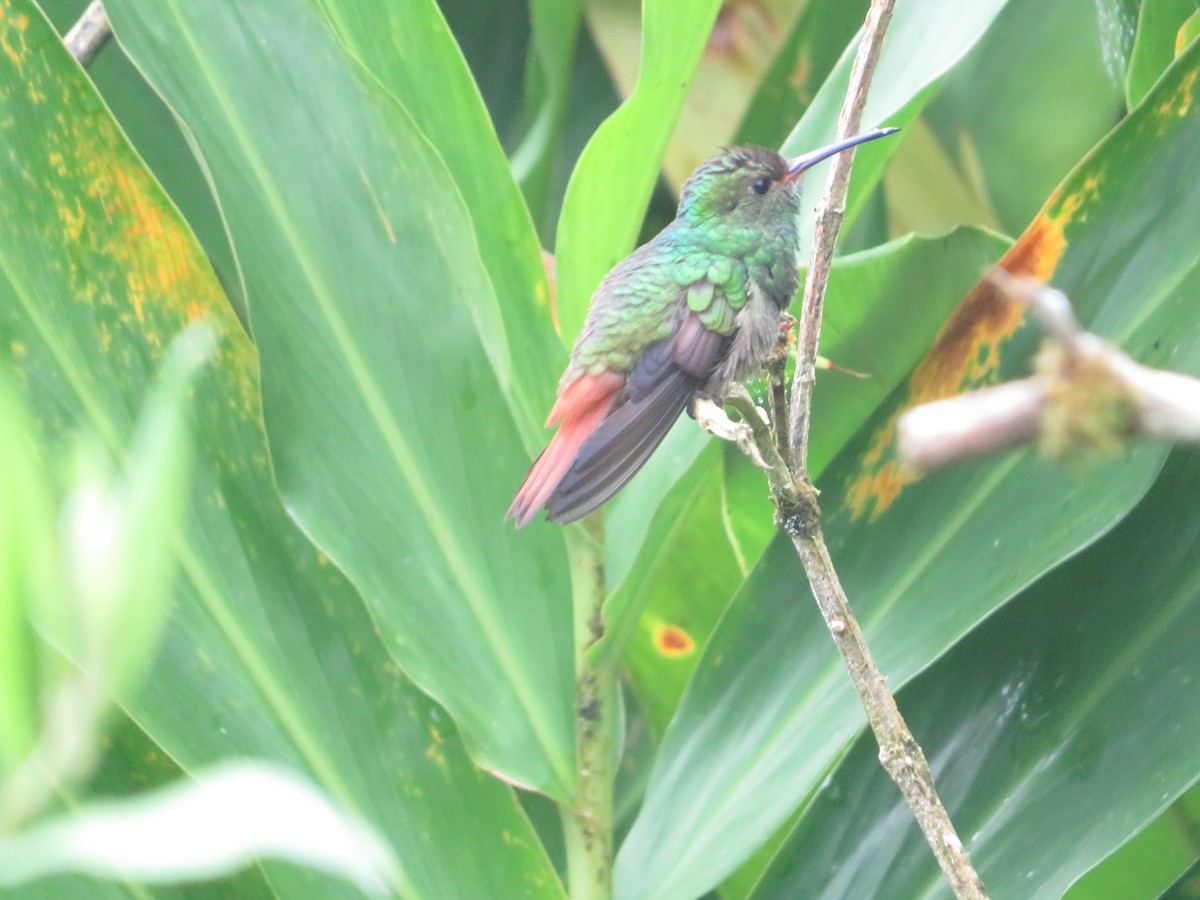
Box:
<box><xmin>563</xmin><ymin>513</ymin><xmax>615</xmax><ymax>899</ymax></box>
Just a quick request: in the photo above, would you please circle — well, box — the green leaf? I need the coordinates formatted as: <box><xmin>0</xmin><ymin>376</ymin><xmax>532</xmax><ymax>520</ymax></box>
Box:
<box><xmin>924</xmin><ymin>0</ymin><xmax>1129</xmax><ymax>235</ymax></box>
<box><xmin>735</xmin><ymin>0</ymin><xmax>871</xmax><ymax>149</ymax></box>
<box><xmin>555</xmin><ymin>0</ymin><xmax>723</xmax><ymax>340</ymax></box>
<box><xmin>1127</xmin><ymin>0</ymin><xmax>1200</xmax><ymax>109</ymax></box>
<box><xmin>806</xmin><ymin>226</ymin><xmax>1013</xmax><ymax>477</ymax></box>
<box><xmin>313</xmin><ymin>0</ymin><xmax>566</xmax><ymax>442</ymax></box>
<box><xmin>105</xmin><ymin>0</ymin><xmax>577</xmax><ymax>802</ymax></box>
<box><xmin>781</xmin><ymin>0</ymin><xmax>1013</xmax><ymax>259</ymax></box>
<box><xmin>0</xmin><ymin>373</ymin><xmax>53</xmax><ymax>777</ymax></box>
<box><xmin>38</xmin><ymin>0</ymin><xmax>248</xmax><ymax>325</ymax></box>
<box><xmin>751</xmin><ymin>447</ymin><xmax>1200</xmax><ymax>898</ymax></box>
<box><xmin>0</xmin><ymin>3</ymin><xmax>562</xmax><ymax>896</ymax></box>
<box><xmin>0</xmin><ymin>763</ymin><xmax>398</xmax><ymax>895</ymax></box>
<box><xmin>616</xmin><ymin>35</ymin><xmax>1200</xmax><ymax>900</ymax></box>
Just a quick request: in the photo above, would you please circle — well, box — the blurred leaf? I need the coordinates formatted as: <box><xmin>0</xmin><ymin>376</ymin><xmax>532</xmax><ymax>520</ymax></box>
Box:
<box><xmin>0</xmin><ymin>3</ymin><xmax>562</xmax><ymax>896</ymax></box>
<box><xmin>1162</xmin><ymin>854</ymin><xmax>1200</xmax><ymax>899</ymax></box>
<box><xmin>555</xmin><ymin>0</ymin><xmax>723</xmax><ymax>341</ymax></box>
<box><xmin>435</xmin><ymin>0</ymin><xmax>533</xmax><ymax>153</ymax></box>
<box><xmin>1183</xmin><ymin>8</ymin><xmax>1200</xmax><ymax>51</ymax></box>
<box><xmin>615</xmin><ymin>34</ymin><xmax>1200</xmax><ymax>900</ymax></box>
<box><xmin>0</xmin><ymin>374</ymin><xmax>53</xmax><ymax>777</ymax></box>
<box><xmin>781</xmin><ymin>0</ymin><xmax>1012</xmax><ymax>259</ymax></box>
<box><xmin>0</xmin><ymin>763</ymin><xmax>398</xmax><ymax>895</ymax></box>
<box><xmin>752</xmin><ymin>447</ymin><xmax>1200</xmax><ymax>898</ymax></box>
<box><xmin>1066</xmin><ymin>782</ymin><xmax>1200</xmax><ymax>900</ymax></box>
<box><xmin>58</xmin><ymin>324</ymin><xmax>209</xmax><ymax>701</ymax></box>
<box><xmin>513</xmin><ymin>0</ymin><xmax>586</xmax><ymax>228</ymax></box>
<box><xmin>924</xmin><ymin>0</ymin><xmax>1128</xmax><ymax>235</ymax></box>
<box><xmin>107</xmin><ymin>0</ymin><xmax>577</xmax><ymax>802</ymax></box>
<box><xmin>1128</xmin><ymin>0</ymin><xmax>1200</xmax><ymax>107</ymax></box>
<box><xmin>735</xmin><ymin>0</ymin><xmax>871</xmax><ymax>149</ymax></box>
<box><xmin>314</xmin><ymin>0</ymin><xmax>565</xmax><ymax>442</ymax></box>
<box><xmin>587</xmin><ymin>0</ymin><xmax>818</xmax><ymax>189</ymax></box>
<box><xmin>881</xmin><ymin>117</ymin><xmax>1001</xmax><ymax>235</ymax></box>
<box><xmin>599</xmin><ymin>445</ymin><xmax>737</xmax><ymax>733</ymax></box>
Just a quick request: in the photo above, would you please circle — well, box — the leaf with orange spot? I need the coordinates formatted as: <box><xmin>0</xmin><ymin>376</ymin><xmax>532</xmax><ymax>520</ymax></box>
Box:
<box><xmin>621</xmin><ymin>35</ymin><xmax>1200</xmax><ymax>900</ymax></box>
<box><xmin>0</xmin><ymin>2</ymin><xmax>560</xmax><ymax>896</ymax></box>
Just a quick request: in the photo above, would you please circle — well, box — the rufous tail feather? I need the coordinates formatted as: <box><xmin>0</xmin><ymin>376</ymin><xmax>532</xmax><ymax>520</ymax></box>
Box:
<box><xmin>507</xmin><ymin>372</ymin><xmax>622</xmax><ymax>527</ymax></box>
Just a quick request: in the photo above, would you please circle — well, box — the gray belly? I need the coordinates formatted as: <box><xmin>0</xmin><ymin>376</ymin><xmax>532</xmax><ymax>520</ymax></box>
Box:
<box><xmin>704</xmin><ymin>283</ymin><xmax>780</xmax><ymax>397</ymax></box>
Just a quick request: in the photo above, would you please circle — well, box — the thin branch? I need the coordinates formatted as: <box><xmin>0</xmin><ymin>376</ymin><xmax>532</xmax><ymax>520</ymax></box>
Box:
<box><xmin>788</xmin><ymin>0</ymin><xmax>896</xmax><ymax>477</ymax></box>
<box><xmin>742</xmin><ymin>0</ymin><xmax>989</xmax><ymax>895</ymax></box>
<box><xmin>64</xmin><ymin>1</ymin><xmax>112</xmax><ymax>68</ymax></box>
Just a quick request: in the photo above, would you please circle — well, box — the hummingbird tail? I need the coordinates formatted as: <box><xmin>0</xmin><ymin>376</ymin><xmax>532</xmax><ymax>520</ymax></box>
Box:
<box><xmin>507</xmin><ymin>372</ymin><xmax>623</xmax><ymax>527</ymax></box>
<box><xmin>545</xmin><ymin>365</ymin><xmax>697</xmax><ymax>525</ymax></box>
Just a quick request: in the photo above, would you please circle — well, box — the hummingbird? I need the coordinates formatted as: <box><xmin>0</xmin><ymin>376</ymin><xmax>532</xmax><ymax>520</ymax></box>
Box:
<box><xmin>509</xmin><ymin>128</ymin><xmax>898</xmax><ymax>527</ymax></box>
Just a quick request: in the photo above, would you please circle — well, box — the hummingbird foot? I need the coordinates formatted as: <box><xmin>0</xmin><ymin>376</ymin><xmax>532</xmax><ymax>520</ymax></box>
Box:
<box><xmin>692</xmin><ymin>395</ymin><xmax>770</xmax><ymax>470</ymax></box>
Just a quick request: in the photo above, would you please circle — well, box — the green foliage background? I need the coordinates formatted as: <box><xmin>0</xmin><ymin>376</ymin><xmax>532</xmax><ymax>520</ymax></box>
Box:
<box><xmin>3</xmin><ymin>0</ymin><xmax>1200</xmax><ymax>896</ymax></box>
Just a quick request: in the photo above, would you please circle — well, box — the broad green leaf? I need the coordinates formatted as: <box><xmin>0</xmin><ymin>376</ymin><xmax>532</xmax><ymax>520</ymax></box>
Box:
<box><xmin>597</xmin><ymin>445</ymin><xmax>738</xmax><ymax>733</ymax></box>
<box><xmin>313</xmin><ymin>0</ymin><xmax>566</xmax><ymax>443</ymax></box>
<box><xmin>752</xmin><ymin>447</ymin><xmax>1200</xmax><ymax>898</ymax></box>
<box><xmin>106</xmin><ymin>0</ymin><xmax>577</xmax><ymax>801</ymax></box>
<box><xmin>0</xmin><ymin>763</ymin><xmax>397</xmax><ymax>895</ymax></box>
<box><xmin>0</xmin><ymin>3</ymin><xmax>562</xmax><ymax>896</ymax></box>
<box><xmin>924</xmin><ymin>0</ymin><xmax>1128</xmax><ymax>236</ymax></box>
<box><xmin>616</xmin><ymin>36</ymin><xmax>1200</xmax><ymax>900</ymax></box>
<box><xmin>555</xmin><ymin>0</ymin><xmax>723</xmax><ymax>340</ymax></box>
<box><xmin>781</xmin><ymin>0</ymin><xmax>1013</xmax><ymax>259</ymax></box>
<box><xmin>1127</xmin><ymin>0</ymin><xmax>1199</xmax><ymax>108</ymax></box>
<box><xmin>1183</xmin><ymin>8</ymin><xmax>1200</xmax><ymax>51</ymax></box>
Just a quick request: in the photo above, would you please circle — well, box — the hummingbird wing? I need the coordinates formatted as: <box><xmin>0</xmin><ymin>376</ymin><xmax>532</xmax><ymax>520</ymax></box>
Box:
<box><xmin>543</xmin><ymin>307</ymin><xmax>728</xmax><ymax>524</ymax></box>
<box><xmin>509</xmin><ymin>239</ymin><xmax>757</xmax><ymax>527</ymax></box>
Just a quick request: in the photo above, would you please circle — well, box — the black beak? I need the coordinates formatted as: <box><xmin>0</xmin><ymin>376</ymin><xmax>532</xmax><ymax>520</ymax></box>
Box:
<box><xmin>784</xmin><ymin>127</ymin><xmax>900</xmax><ymax>179</ymax></box>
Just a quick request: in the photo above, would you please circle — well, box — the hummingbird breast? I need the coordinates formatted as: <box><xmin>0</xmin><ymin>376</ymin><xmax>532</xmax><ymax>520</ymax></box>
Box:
<box><xmin>705</xmin><ymin>279</ymin><xmax>780</xmax><ymax>396</ymax></box>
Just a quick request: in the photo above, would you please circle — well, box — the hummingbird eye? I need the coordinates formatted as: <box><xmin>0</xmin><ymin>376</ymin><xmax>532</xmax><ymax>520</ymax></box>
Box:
<box><xmin>751</xmin><ymin>176</ymin><xmax>772</xmax><ymax>196</ymax></box>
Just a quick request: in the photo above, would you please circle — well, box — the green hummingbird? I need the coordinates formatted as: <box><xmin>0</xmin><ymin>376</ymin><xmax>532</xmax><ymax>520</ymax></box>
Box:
<box><xmin>509</xmin><ymin>128</ymin><xmax>898</xmax><ymax>527</ymax></box>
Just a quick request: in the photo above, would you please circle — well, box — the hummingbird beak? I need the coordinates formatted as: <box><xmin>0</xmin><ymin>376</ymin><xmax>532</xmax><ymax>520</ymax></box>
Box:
<box><xmin>784</xmin><ymin>127</ymin><xmax>900</xmax><ymax>181</ymax></box>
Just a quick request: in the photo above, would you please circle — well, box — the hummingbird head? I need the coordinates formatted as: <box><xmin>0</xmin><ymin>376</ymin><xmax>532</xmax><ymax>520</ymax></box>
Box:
<box><xmin>677</xmin><ymin>146</ymin><xmax>798</xmax><ymax>231</ymax></box>
<box><xmin>676</xmin><ymin>129</ymin><xmax>900</xmax><ymax>232</ymax></box>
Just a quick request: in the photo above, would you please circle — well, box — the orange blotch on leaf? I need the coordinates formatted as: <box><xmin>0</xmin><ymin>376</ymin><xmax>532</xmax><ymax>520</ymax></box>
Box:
<box><xmin>844</xmin><ymin>194</ymin><xmax>1078</xmax><ymax>520</ymax></box>
<box><xmin>653</xmin><ymin>623</ymin><xmax>696</xmax><ymax>658</ymax></box>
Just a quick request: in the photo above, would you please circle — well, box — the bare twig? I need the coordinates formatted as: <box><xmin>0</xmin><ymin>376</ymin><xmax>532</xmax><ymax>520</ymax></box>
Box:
<box><xmin>788</xmin><ymin>0</ymin><xmax>896</xmax><ymax>477</ymax></box>
<box><xmin>64</xmin><ymin>1</ymin><xmax>112</xmax><ymax>68</ymax></box>
<box><xmin>898</xmin><ymin>272</ymin><xmax>1200</xmax><ymax>472</ymax></box>
<box><xmin>737</xmin><ymin>0</ymin><xmax>990</xmax><ymax>895</ymax></box>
